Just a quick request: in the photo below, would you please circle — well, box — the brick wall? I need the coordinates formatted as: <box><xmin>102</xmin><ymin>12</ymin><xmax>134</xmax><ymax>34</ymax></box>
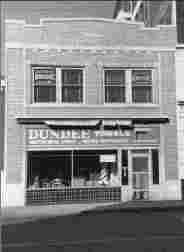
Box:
<box><xmin>6</xmin><ymin>49</ymin><xmax>25</xmax><ymax>183</ymax></box>
<box><xmin>160</xmin><ymin>51</ymin><xmax>178</xmax><ymax>180</ymax></box>
<box><xmin>6</xmin><ymin>19</ymin><xmax>176</xmax><ymax>48</ymax></box>
<box><xmin>5</xmin><ymin>18</ymin><xmax>178</xmax><ymax>184</ymax></box>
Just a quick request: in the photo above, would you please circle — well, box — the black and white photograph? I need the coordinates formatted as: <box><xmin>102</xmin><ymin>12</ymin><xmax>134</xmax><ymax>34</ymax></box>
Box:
<box><xmin>1</xmin><ymin>0</ymin><xmax>184</xmax><ymax>251</ymax></box>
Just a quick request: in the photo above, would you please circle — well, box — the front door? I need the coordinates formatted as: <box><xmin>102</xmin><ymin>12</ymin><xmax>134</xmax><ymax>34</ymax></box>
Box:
<box><xmin>132</xmin><ymin>154</ymin><xmax>149</xmax><ymax>200</ymax></box>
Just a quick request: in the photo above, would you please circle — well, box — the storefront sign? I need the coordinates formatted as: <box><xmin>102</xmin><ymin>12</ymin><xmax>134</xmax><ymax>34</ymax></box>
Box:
<box><xmin>100</xmin><ymin>154</ymin><xmax>116</xmax><ymax>162</ymax></box>
<box><xmin>27</xmin><ymin>128</ymin><xmax>131</xmax><ymax>145</ymax></box>
<box><xmin>26</xmin><ymin>127</ymin><xmax>160</xmax><ymax>146</ymax></box>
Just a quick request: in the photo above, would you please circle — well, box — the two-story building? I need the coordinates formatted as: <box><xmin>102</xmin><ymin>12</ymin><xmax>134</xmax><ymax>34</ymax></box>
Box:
<box><xmin>3</xmin><ymin>14</ymin><xmax>180</xmax><ymax>206</ymax></box>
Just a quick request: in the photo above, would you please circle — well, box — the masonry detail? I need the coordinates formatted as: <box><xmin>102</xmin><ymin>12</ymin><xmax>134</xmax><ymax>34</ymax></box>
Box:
<box><xmin>4</xmin><ymin>17</ymin><xmax>179</xmax><ymax>206</ymax></box>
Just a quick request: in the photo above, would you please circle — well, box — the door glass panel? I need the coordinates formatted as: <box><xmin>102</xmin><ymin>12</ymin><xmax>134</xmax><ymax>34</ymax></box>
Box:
<box><xmin>133</xmin><ymin>173</ymin><xmax>149</xmax><ymax>189</ymax></box>
<box><xmin>132</xmin><ymin>155</ymin><xmax>149</xmax><ymax>200</ymax></box>
<box><xmin>132</xmin><ymin>157</ymin><xmax>148</xmax><ymax>172</ymax></box>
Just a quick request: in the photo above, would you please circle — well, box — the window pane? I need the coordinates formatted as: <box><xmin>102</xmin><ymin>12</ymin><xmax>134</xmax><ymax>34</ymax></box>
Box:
<box><xmin>73</xmin><ymin>150</ymin><xmax>118</xmax><ymax>187</ymax></box>
<box><xmin>152</xmin><ymin>149</ymin><xmax>159</xmax><ymax>184</ymax></box>
<box><xmin>62</xmin><ymin>69</ymin><xmax>83</xmax><ymax>85</ymax></box>
<box><xmin>122</xmin><ymin>150</ymin><xmax>128</xmax><ymax>185</ymax></box>
<box><xmin>34</xmin><ymin>86</ymin><xmax>56</xmax><ymax>103</ymax></box>
<box><xmin>62</xmin><ymin>86</ymin><xmax>82</xmax><ymax>103</ymax></box>
<box><xmin>132</xmin><ymin>86</ymin><xmax>152</xmax><ymax>103</ymax></box>
<box><xmin>105</xmin><ymin>86</ymin><xmax>125</xmax><ymax>103</ymax></box>
<box><xmin>132</xmin><ymin>157</ymin><xmax>148</xmax><ymax>172</ymax></box>
<box><xmin>133</xmin><ymin>173</ymin><xmax>149</xmax><ymax>189</ymax></box>
<box><xmin>132</xmin><ymin>70</ymin><xmax>152</xmax><ymax>103</ymax></box>
<box><xmin>32</xmin><ymin>67</ymin><xmax>56</xmax><ymax>103</ymax></box>
<box><xmin>105</xmin><ymin>70</ymin><xmax>125</xmax><ymax>85</ymax></box>
<box><xmin>132</xmin><ymin>70</ymin><xmax>152</xmax><ymax>83</ymax></box>
<box><xmin>61</xmin><ymin>69</ymin><xmax>83</xmax><ymax>103</ymax></box>
<box><xmin>34</xmin><ymin>68</ymin><xmax>56</xmax><ymax>82</ymax></box>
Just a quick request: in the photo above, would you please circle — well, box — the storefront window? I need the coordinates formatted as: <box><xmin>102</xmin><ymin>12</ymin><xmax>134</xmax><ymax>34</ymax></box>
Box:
<box><xmin>27</xmin><ymin>151</ymin><xmax>72</xmax><ymax>189</ymax></box>
<box><xmin>73</xmin><ymin>150</ymin><xmax>119</xmax><ymax>187</ymax></box>
<box><xmin>27</xmin><ymin>150</ymin><xmax>119</xmax><ymax>190</ymax></box>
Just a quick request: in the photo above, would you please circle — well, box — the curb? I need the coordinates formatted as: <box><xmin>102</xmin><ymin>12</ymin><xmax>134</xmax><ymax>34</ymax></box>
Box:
<box><xmin>80</xmin><ymin>205</ymin><xmax>184</xmax><ymax>215</ymax></box>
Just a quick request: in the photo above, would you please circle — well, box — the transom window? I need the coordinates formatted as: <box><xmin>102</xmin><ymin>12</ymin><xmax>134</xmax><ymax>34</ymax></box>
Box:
<box><xmin>104</xmin><ymin>69</ymin><xmax>153</xmax><ymax>104</ymax></box>
<box><xmin>32</xmin><ymin>66</ymin><xmax>83</xmax><ymax>104</ymax></box>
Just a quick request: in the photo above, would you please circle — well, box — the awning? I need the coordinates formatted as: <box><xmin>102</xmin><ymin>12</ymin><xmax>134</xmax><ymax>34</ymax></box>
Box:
<box><xmin>16</xmin><ymin>115</ymin><xmax>170</xmax><ymax>125</ymax></box>
<box><xmin>44</xmin><ymin>120</ymin><xmax>100</xmax><ymax>127</ymax></box>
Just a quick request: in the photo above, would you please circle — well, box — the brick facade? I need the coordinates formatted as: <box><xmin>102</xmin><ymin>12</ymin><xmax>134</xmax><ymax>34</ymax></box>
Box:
<box><xmin>4</xmin><ymin>18</ymin><xmax>180</xmax><ymax>205</ymax></box>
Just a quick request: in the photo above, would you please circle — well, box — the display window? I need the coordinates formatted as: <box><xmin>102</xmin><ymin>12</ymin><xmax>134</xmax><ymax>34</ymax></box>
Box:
<box><xmin>27</xmin><ymin>150</ymin><xmax>119</xmax><ymax>190</ymax></box>
<box><xmin>27</xmin><ymin>151</ymin><xmax>71</xmax><ymax>189</ymax></box>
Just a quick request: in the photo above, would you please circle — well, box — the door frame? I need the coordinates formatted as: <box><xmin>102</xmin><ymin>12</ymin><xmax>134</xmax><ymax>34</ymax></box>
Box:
<box><xmin>130</xmin><ymin>149</ymin><xmax>152</xmax><ymax>200</ymax></box>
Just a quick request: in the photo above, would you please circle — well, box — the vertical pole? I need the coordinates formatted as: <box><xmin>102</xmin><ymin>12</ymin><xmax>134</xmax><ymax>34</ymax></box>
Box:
<box><xmin>172</xmin><ymin>0</ymin><xmax>176</xmax><ymax>26</ymax></box>
<box><xmin>118</xmin><ymin>149</ymin><xmax>122</xmax><ymax>187</ymax></box>
<box><xmin>56</xmin><ymin>68</ymin><xmax>61</xmax><ymax>104</ymax></box>
<box><xmin>71</xmin><ymin>150</ymin><xmax>74</xmax><ymax>187</ymax></box>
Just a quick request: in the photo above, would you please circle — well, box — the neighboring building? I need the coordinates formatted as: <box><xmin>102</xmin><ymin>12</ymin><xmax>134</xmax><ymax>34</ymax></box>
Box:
<box><xmin>176</xmin><ymin>1</ymin><xmax>184</xmax><ymax>200</ymax></box>
<box><xmin>177</xmin><ymin>101</ymin><xmax>184</xmax><ymax>199</ymax></box>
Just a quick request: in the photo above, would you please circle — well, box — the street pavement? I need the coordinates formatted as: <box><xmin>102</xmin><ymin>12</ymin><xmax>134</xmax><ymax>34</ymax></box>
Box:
<box><xmin>2</xmin><ymin>201</ymin><xmax>184</xmax><ymax>251</ymax></box>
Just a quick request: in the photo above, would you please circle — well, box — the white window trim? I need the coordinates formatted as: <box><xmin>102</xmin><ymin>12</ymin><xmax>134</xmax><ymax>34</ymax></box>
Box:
<box><xmin>131</xmin><ymin>68</ymin><xmax>154</xmax><ymax>104</ymax></box>
<box><xmin>31</xmin><ymin>66</ymin><xmax>85</xmax><ymax>105</ymax></box>
<box><xmin>32</xmin><ymin>66</ymin><xmax>57</xmax><ymax>104</ymax></box>
<box><xmin>103</xmin><ymin>68</ymin><xmax>156</xmax><ymax>105</ymax></box>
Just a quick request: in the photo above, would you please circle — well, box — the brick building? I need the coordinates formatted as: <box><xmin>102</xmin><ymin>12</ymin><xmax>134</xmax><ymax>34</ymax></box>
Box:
<box><xmin>2</xmin><ymin>8</ymin><xmax>180</xmax><ymax>206</ymax></box>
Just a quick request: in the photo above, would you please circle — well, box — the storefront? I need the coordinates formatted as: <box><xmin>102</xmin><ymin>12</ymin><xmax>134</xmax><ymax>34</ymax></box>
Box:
<box><xmin>22</xmin><ymin>119</ymin><xmax>161</xmax><ymax>205</ymax></box>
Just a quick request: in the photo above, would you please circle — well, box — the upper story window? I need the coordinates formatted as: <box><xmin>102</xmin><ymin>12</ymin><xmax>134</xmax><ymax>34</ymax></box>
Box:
<box><xmin>104</xmin><ymin>69</ymin><xmax>153</xmax><ymax>104</ymax></box>
<box><xmin>104</xmin><ymin>70</ymin><xmax>125</xmax><ymax>103</ymax></box>
<box><xmin>32</xmin><ymin>66</ymin><xmax>84</xmax><ymax>104</ymax></box>
<box><xmin>132</xmin><ymin>70</ymin><xmax>152</xmax><ymax>103</ymax></box>
<box><xmin>62</xmin><ymin>69</ymin><xmax>83</xmax><ymax>103</ymax></box>
<box><xmin>33</xmin><ymin>67</ymin><xmax>56</xmax><ymax>103</ymax></box>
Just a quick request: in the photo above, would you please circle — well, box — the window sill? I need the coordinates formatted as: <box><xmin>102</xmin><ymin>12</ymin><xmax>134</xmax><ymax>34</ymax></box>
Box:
<box><xmin>103</xmin><ymin>103</ymin><xmax>159</xmax><ymax>107</ymax></box>
<box><xmin>26</xmin><ymin>103</ymin><xmax>160</xmax><ymax>108</ymax></box>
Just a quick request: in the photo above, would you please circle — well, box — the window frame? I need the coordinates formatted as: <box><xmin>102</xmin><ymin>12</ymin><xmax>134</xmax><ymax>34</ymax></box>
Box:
<box><xmin>103</xmin><ymin>68</ymin><xmax>155</xmax><ymax>105</ymax></box>
<box><xmin>60</xmin><ymin>67</ymin><xmax>85</xmax><ymax>105</ymax></box>
<box><xmin>103</xmin><ymin>68</ymin><xmax>127</xmax><ymax>104</ymax></box>
<box><xmin>131</xmin><ymin>68</ymin><xmax>153</xmax><ymax>104</ymax></box>
<box><xmin>32</xmin><ymin>66</ymin><xmax>57</xmax><ymax>104</ymax></box>
<box><xmin>31</xmin><ymin>65</ymin><xmax>85</xmax><ymax>105</ymax></box>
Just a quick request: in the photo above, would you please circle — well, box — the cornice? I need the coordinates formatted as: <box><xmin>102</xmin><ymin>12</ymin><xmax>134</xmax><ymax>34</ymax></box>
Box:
<box><xmin>5</xmin><ymin>42</ymin><xmax>175</xmax><ymax>52</ymax></box>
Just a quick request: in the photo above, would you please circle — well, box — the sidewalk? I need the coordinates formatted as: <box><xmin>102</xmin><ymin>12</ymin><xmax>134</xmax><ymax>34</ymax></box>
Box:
<box><xmin>2</xmin><ymin>200</ymin><xmax>184</xmax><ymax>225</ymax></box>
<box><xmin>1</xmin><ymin>202</ymin><xmax>118</xmax><ymax>225</ymax></box>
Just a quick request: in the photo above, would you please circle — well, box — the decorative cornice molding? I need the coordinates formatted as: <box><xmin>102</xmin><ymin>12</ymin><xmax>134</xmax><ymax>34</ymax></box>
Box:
<box><xmin>5</xmin><ymin>42</ymin><xmax>176</xmax><ymax>52</ymax></box>
<box><xmin>5</xmin><ymin>17</ymin><xmax>175</xmax><ymax>30</ymax></box>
